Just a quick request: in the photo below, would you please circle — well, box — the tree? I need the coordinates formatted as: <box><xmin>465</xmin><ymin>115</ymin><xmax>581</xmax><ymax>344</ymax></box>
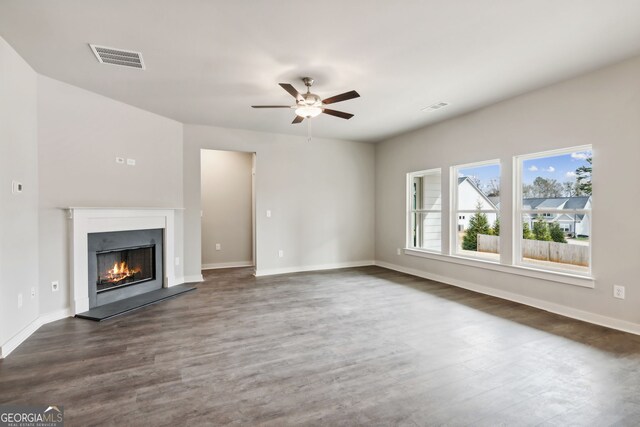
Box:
<box><xmin>576</xmin><ymin>157</ymin><xmax>592</xmax><ymax>195</ymax></box>
<box><xmin>562</xmin><ymin>181</ymin><xmax>584</xmax><ymax>197</ymax></box>
<box><xmin>530</xmin><ymin>177</ymin><xmax>563</xmax><ymax>197</ymax></box>
<box><xmin>523</xmin><ymin>184</ymin><xmax>534</xmax><ymax>198</ymax></box>
<box><xmin>486</xmin><ymin>178</ymin><xmax>500</xmax><ymax>197</ymax></box>
<box><xmin>492</xmin><ymin>217</ymin><xmax>500</xmax><ymax>236</ymax></box>
<box><xmin>549</xmin><ymin>222</ymin><xmax>567</xmax><ymax>243</ymax></box>
<box><xmin>462</xmin><ymin>202</ymin><xmax>491</xmax><ymax>251</ymax></box>
<box><xmin>522</xmin><ymin>222</ymin><xmax>534</xmax><ymax>239</ymax></box>
<box><xmin>533</xmin><ymin>218</ymin><xmax>552</xmax><ymax>241</ymax></box>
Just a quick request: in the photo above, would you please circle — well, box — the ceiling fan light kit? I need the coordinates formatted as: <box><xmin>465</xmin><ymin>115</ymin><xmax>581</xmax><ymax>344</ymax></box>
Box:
<box><xmin>252</xmin><ymin>77</ymin><xmax>359</xmax><ymax>124</ymax></box>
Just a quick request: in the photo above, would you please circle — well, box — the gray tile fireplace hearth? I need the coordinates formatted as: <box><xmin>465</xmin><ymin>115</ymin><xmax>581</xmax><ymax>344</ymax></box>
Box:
<box><xmin>75</xmin><ymin>284</ymin><xmax>196</xmax><ymax>321</ymax></box>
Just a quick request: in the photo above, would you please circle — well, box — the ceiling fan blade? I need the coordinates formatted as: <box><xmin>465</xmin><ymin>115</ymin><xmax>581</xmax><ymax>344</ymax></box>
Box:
<box><xmin>251</xmin><ymin>105</ymin><xmax>292</xmax><ymax>108</ymax></box>
<box><xmin>322</xmin><ymin>90</ymin><xmax>360</xmax><ymax>105</ymax></box>
<box><xmin>279</xmin><ymin>83</ymin><xmax>303</xmax><ymax>101</ymax></box>
<box><xmin>322</xmin><ymin>109</ymin><xmax>354</xmax><ymax>120</ymax></box>
<box><xmin>292</xmin><ymin>115</ymin><xmax>304</xmax><ymax>124</ymax></box>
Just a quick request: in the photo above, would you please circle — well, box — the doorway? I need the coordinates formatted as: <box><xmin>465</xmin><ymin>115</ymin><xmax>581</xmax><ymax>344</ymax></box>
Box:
<box><xmin>200</xmin><ymin>149</ymin><xmax>255</xmax><ymax>270</ymax></box>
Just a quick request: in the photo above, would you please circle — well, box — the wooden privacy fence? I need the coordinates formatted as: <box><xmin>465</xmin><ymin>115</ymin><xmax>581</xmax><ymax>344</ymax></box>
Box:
<box><xmin>477</xmin><ymin>234</ymin><xmax>499</xmax><ymax>254</ymax></box>
<box><xmin>477</xmin><ymin>234</ymin><xmax>589</xmax><ymax>266</ymax></box>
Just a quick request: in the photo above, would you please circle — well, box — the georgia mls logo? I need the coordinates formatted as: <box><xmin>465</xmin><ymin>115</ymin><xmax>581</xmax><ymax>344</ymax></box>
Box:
<box><xmin>0</xmin><ymin>405</ymin><xmax>64</xmax><ymax>427</ymax></box>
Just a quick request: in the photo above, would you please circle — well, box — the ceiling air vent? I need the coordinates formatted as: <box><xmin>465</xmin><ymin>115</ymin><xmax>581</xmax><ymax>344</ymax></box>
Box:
<box><xmin>89</xmin><ymin>44</ymin><xmax>145</xmax><ymax>70</ymax></box>
<box><xmin>422</xmin><ymin>102</ymin><xmax>450</xmax><ymax>112</ymax></box>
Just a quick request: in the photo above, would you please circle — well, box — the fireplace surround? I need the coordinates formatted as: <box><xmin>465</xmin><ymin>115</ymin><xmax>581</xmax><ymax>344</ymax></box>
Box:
<box><xmin>68</xmin><ymin>208</ymin><xmax>178</xmax><ymax>315</ymax></box>
<box><xmin>88</xmin><ymin>228</ymin><xmax>163</xmax><ymax>308</ymax></box>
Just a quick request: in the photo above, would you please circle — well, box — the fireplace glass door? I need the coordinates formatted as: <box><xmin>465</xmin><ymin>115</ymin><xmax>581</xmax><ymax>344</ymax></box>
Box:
<box><xmin>96</xmin><ymin>245</ymin><xmax>155</xmax><ymax>292</ymax></box>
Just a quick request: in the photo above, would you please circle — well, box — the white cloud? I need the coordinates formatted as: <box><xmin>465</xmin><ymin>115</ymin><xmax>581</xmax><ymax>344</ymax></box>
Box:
<box><xmin>571</xmin><ymin>151</ymin><xmax>591</xmax><ymax>160</ymax></box>
<box><xmin>544</xmin><ymin>166</ymin><xmax>555</xmax><ymax>172</ymax></box>
<box><xmin>566</xmin><ymin>171</ymin><xmax>576</xmax><ymax>178</ymax></box>
<box><xmin>528</xmin><ymin>165</ymin><xmax>538</xmax><ymax>171</ymax></box>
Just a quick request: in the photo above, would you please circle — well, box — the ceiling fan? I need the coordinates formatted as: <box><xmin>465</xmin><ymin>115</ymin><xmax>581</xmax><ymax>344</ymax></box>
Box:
<box><xmin>252</xmin><ymin>77</ymin><xmax>360</xmax><ymax>124</ymax></box>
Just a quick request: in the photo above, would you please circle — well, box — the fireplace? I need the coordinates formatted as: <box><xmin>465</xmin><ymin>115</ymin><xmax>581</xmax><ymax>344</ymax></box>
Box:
<box><xmin>96</xmin><ymin>245</ymin><xmax>156</xmax><ymax>292</ymax></box>
<box><xmin>88</xmin><ymin>228</ymin><xmax>164</xmax><ymax>308</ymax></box>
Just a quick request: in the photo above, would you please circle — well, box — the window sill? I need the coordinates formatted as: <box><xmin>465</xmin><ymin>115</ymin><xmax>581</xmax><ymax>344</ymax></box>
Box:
<box><xmin>403</xmin><ymin>248</ymin><xmax>594</xmax><ymax>288</ymax></box>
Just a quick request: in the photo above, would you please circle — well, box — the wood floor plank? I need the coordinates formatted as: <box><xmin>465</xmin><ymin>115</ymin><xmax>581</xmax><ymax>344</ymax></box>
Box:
<box><xmin>1</xmin><ymin>266</ymin><xmax>640</xmax><ymax>426</ymax></box>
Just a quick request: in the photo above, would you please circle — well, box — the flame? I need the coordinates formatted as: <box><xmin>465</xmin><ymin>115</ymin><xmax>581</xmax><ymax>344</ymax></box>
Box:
<box><xmin>105</xmin><ymin>261</ymin><xmax>140</xmax><ymax>283</ymax></box>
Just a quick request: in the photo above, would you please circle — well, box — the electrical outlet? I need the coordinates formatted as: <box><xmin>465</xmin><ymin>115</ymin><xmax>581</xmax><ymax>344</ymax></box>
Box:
<box><xmin>215</xmin><ymin>243</ymin><xmax>221</xmax><ymax>251</ymax></box>
<box><xmin>51</xmin><ymin>281</ymin><xmax>59</xmax><ymax>292</ymax></box>
<box><xmin>397</xmin><ymin>248</ymin><xmax>402</xmax><ymax>255</ymax></box>
<box><xmin>614</xmin><ymin>285</ymin><xmax>625</xmax><ymax>300</ymax></box>
<box><xmin>266</xmin><ymin>210</ymin><xmax>272</xmax><ymax>218</ymax></box>
<box><xmin>175</xmin><ymin>257</ymin><xmax>180</xmax><ymax>266</ymax></box>
<box><xmin>115</xmin><ymin>157</ymin><xmax>125</xmax><ymax>164</ymax></box>
<box><xmin>31</xmin><ymin>287</ymin><xmax>36</xmax><ymax>298</ymax></box>
<box><xmin>18</xmin><ymin>293</ymin><xmax>23</xmax><ymax>308</ymax></box>
<box><xmin>278</xmin><ymin>250</ymin><xmax>284</xmax><ymax>258</ymax></box>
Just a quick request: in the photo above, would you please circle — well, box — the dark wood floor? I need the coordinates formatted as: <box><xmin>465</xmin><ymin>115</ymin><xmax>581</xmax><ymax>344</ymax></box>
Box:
<box><xmin>2</xmin><ymin>266</ymin><xmax>640</xmax><ymax>426</ymax></box>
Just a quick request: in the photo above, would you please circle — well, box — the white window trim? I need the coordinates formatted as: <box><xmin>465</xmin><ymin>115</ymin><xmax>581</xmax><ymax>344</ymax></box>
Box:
<box><xmin>406</xmin><ymin>168</ymin><xmax>442</xmax><ymax>253</ymax></box>
<box><xmin>450</xmin><ymin>159</ymin><xmax>501</xmax><ymax>261</ymax></box>
<box><xmin>513</xmin><ymin>145</ymin><xmax>593</xmax><ymax>278</ymax></box>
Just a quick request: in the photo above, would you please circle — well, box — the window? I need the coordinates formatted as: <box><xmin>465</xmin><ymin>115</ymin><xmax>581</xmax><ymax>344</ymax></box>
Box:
<box><xmin>407</xmin><ymin>169</ymin><xmax>441</xmax><ymax>252</ymax></box>
<box><xmin>515</xmin><ymin>146</ymin><xmax>592</xmax><ymax>275</ymax></box>
<box><xmin>452</xmin><ymin>161</ymin><xmax>501</xmax><ymax>261</ymax></box>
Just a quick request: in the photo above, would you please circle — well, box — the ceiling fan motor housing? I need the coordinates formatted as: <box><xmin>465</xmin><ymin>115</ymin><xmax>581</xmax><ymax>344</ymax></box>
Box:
<box><xmin>300</xmin><ymin>93</ymin><xmax>322</xmax><ymax>107</ymax></box>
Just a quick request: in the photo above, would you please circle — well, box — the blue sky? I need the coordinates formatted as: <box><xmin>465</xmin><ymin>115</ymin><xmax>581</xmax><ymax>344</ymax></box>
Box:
<box><xmin>458</xmin><ymin>150</ymin><xmax>591</xmax><ymax>186</ymax></box>
<box><xmin>522</xmin><ymin>151</ymin><xmax>591</xmax><ymax>185</ymax></box>
<box><xmin>459</xmin><ymin>164</ymin><xmax>500</xmax><ymax>185</ymax></box>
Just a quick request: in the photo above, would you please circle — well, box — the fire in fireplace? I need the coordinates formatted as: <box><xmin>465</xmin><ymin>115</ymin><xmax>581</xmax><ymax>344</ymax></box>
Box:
<box><xmin>96</xmin><ymin>245</ymin><xmax>155</xmax><ymax>292</ymax></box>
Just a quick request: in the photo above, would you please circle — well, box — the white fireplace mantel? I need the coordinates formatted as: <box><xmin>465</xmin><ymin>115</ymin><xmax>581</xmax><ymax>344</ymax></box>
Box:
<box><xmin>67</xmin><ymin>207</ymin><xmax>180</xmax><ymax>315</ymax></box>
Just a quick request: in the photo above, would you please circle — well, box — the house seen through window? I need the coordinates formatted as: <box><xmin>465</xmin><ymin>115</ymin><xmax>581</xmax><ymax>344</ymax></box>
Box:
<box><xmin>408</xmin><ymin>169</ymin><xmax>441</xmax><ymax>252</ymax></box>
<box><xmin>516</xmin><ymin>146</ymin><xmax>592</xmax><ymax>275</ymax></box>
<box><xmin>452</xmin><ymin>161</ymin><xmax>501</xmax><ymax>261</ymax></box>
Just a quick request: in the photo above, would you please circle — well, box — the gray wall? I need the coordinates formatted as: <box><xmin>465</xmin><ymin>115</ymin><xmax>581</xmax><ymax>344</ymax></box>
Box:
<box><xmin>37</xmin><ymin>75</ymin><xmax>184</xmax><ymax>314</ymax></box>
<box><xmin>0</xmin><ymin>37</ymin><xmax>39</xmax><ymax>348</ymax></box>
<box><xmin>375</xmin><ymin>55</ymin><xmax>640</xmax><ymax>325</ymax></box>
<box><xmin>184</xmin><ymin>125</ymin><xmax>376</xmax><ymax>277</ymax></box>
<box><xmin>201</xmin><ymin>150</ymin><xmax>253</xmax><ymax>268</ymax></box>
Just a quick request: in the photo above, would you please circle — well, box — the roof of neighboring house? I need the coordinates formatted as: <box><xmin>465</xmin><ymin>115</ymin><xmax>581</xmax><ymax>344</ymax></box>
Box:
<box><xmin>522</xmin><ymin>196</ymin><xmax>590</xmax><ymax>210</ymax></box>
<box><xmin>455</xmin><ymin>179</ymin><xmax>591</xmax><ymax>214</ymax></box>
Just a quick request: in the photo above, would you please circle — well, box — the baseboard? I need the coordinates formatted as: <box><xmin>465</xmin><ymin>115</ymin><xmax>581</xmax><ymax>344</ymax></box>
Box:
<box><xmin>0</xmin><ymin>308</ymin><xmax>72</xmax><ymax>359</ymax></box>
<box><xmin>202</xmin><ymin>261</ymin><xmax>253</xmax><ymax>270</ymax></box>
<box><xmin>39</xmin><ymin>307</ymin><xmax>73</xmax><ymax>325</ymax></box>
<box><xmin>374</xmin><ymin>260</ymin><xmax>640</xmax><ymax>336</ymax></box>
<box><xmin>183</xmin><ymin>274</ymin><xmax>204</xmax><ymax>283</ymax></box>
<box><xmin>255</xmin><ymin>260</ymin><xmax>375</xmax><ymax>277</ymax></box>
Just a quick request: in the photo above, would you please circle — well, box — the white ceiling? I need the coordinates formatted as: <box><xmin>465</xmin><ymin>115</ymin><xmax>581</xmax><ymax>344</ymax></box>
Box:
<box><xmin>2</xmin><ymin>1</ymin><xmax>640</xmax><ymax>143</ymax></box>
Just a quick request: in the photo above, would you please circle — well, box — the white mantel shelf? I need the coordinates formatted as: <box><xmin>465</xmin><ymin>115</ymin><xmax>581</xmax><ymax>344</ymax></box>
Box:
<box><xmin>67</xmin><ymin>207</ymin><xmax>179</xmax><ymax>315</ymax></box>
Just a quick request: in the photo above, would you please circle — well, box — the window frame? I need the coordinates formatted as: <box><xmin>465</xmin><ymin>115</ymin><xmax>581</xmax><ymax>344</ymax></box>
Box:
<box><xmin>406</xmin><ymin>168</ymin><xmax>442</xmax><ymax>253</ymax></box>
<box><xmin>513</xmin><ymin>145</ymin><xmax>592</xmax><ymax>277</ymax></box>
<box><xmin>450</xmin><ymin>159</ymin><xmax>501</xmax><ymax>261</ymax></box>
